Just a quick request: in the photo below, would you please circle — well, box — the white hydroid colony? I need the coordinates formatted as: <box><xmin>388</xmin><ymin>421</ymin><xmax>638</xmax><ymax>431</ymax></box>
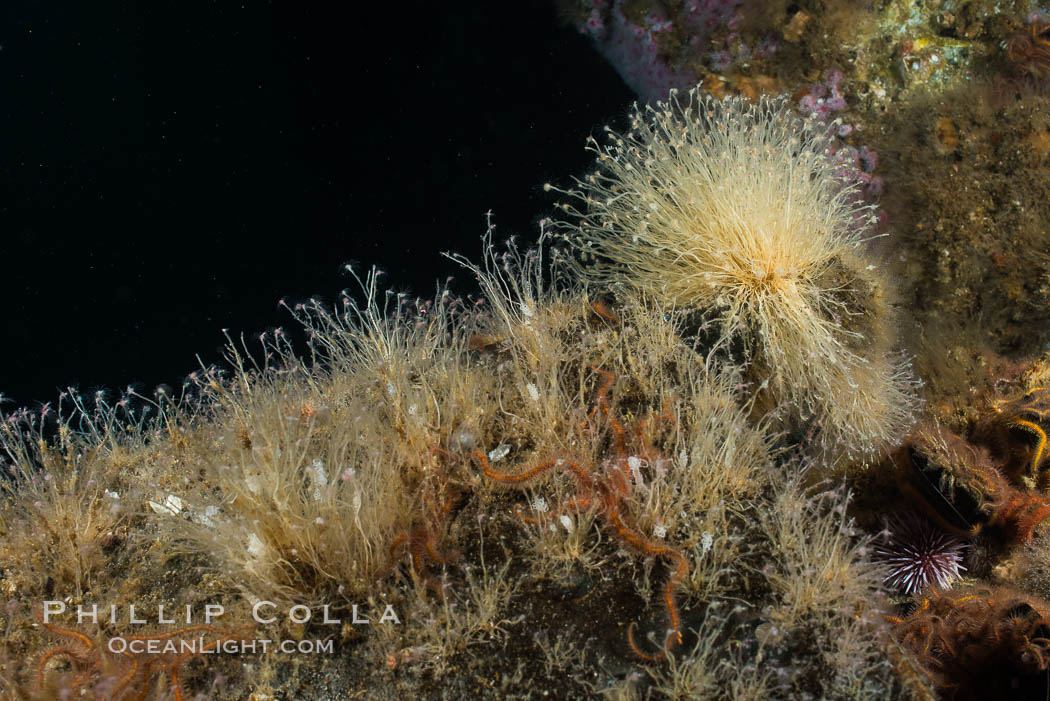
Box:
<box><xmin>548</xmin><ymin>88</ymin><xmax>917</xmax><ymax>465</ymax></box>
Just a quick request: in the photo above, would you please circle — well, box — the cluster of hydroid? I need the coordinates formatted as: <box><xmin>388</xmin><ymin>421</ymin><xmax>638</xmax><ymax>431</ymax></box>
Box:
<box><xmin>0</xmin><ymin>397</ymin><xmax>144</xmax><ymax>603</ymax></box>
<box><xmin>169</xmin><ymin>268</ymin><xmax>507</xmax><ymax>612</ymax></box>
<box><xmin>446</xmin><ymin>235</ymin><xmax>902</xmax><ymax>697</ymax></box>
<box><xmin>0</xmin><ymin>93</ymin><xmax>935</xmax><ymax>698</ymax></box>
<box><xmin>547</xmin><ymin>87</ymin><xmax>917</xmax><ymax>466</ymax></box>
<box><xmin>0</xmin><ymin>388</ymin><xmax>262</xmax><ymax>698</ymax></box>
<box><xmin>0</xmin><ymin>239</ymin><xmax>909</xmax><ymax>698</ymax></box>
<box><xmin>451</xmin><ymin>233</ymin><xmax>776</xmax><ymax>605</ymax></box>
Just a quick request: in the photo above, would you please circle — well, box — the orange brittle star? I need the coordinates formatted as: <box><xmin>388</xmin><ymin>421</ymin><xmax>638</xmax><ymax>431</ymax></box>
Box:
<box><xmin>376</xmin><ymin>447</ymin><xmax>461</xmax><ymax>598</ymax></box>
<box><xmin>1007</xmin><ymin>20</ymin><xmax>1050</xmax><ymax>76</ymax></box>
<box><xmin>991</xmin><ymin>387</ymin><xmax>1050</xmax><ymax>488</ymax></box>
<box><xmin>35</xmin><ymin>613</ymin><xmax>254</xmax><ymax>700</ymax></box>
<box><xmin>886</xmin><ymin>588</ymin><xmax>1050</xmax><ymax>685</ymax></box>
<box><xmin>898</xmin><ymin>418</ymin><xmax>1050</xmax><ymax>543</ymax></box>
<box><xmin>474</xmin><ymin>367</ymin><xmax>688</xmax><ymax>661</ymax></box>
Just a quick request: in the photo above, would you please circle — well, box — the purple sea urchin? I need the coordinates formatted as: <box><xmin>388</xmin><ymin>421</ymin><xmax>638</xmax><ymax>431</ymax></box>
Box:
<box><xmin>876</xmin><ymin>516</ymin><xmax>966</xmax><ymax>594</ymax></box>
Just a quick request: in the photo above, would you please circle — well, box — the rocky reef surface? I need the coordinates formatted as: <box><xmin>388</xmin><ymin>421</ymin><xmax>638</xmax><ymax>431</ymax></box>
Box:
<box><xmin>6</xmin><ymin>2</ymin><xmax>1050</xmax><ymax>699</ymax></box>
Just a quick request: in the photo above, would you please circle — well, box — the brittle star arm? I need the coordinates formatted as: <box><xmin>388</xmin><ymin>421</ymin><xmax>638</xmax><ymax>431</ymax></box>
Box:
<box><xmin>607</xmin><ymin>503</ymin><xmax>688</xmax><ymax>660</ymax></box>
<box><xmin>1012</xmin><ymin>418</ymin><xmax>1048</xmax><ymax>477</ymax></box>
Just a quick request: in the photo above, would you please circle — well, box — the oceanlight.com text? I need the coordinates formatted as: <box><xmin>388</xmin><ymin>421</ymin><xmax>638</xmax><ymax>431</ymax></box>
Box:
<box><xmin>107</xmin><ymin>636</ymin><xmax>335</xmax><ymax>655</ymax></box>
